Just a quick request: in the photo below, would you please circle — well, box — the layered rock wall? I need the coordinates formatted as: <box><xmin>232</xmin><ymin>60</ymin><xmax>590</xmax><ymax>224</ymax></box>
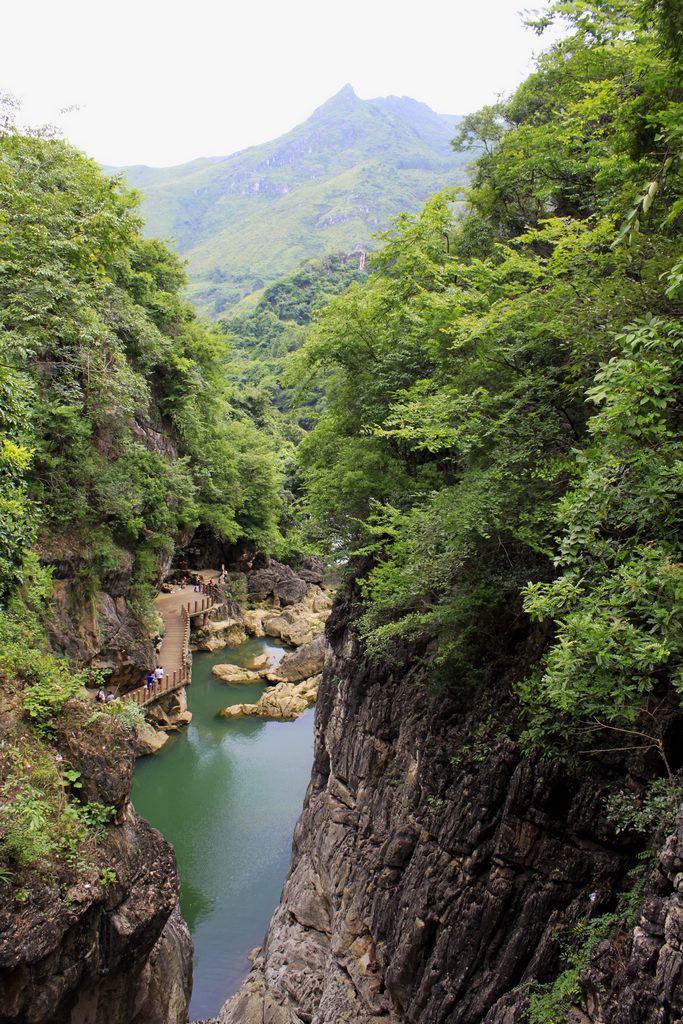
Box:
<box><xmin>217</xmin><ymin>591</ymin><xmax>680</xmax><ymax>1024</ymax></box>
<box><xmin>0</xmin><ymin>704</ymin><xmax>193</xmax><ymax>1024</ymax></box>
<box><xmin>46</xmin><ymin>577</ymin><xmax>157</xmax><ymax>691</ymax></box>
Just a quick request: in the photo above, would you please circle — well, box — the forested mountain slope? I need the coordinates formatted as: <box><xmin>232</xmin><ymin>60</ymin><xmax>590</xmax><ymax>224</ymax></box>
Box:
<box><xmin>0</xmin><ymin>121</ymin><xmax>287</xmax><ymax>618</ymax></box>
<box><xmin>112</xmin><ymin>86</ymin><xmax>468</xmax><ymax>316</ymax></box>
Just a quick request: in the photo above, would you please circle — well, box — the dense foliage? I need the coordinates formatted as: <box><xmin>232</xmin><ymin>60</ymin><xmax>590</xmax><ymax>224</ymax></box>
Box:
<box><xmin>221</xmin><ymin>253</ymin><xmax>367</xmax><ymax>414</ymax></box>
<box><xmin>0</xmin><ymin>111</ymin><xmax>284</xmax><ymax>610</ymax></box>
<box><xmin>292</xmin><ymin>0</ymin><xmax>683</xmax><ymax>750</ymax></box>
<box><xmin>1</xmin><ymin>0</ymin><xmax>681</xmax><ymax>883</ymax></box>
<box><xmin>0</xmin><ymin>105</ymin><xmax>288</xmax><ymax>878</ymax></box>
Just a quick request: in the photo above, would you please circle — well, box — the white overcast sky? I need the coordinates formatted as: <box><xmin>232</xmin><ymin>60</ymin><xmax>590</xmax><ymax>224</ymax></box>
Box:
<box><xmin>3</xmin><ymin>0</ymin><xmax>558</xmax><ymax>168</ymax></box>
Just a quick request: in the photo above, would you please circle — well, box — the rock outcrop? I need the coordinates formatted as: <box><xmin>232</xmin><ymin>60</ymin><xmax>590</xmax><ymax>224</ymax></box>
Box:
<box><xmin>136</xmin><ymin>689</ymin><xmax>192</xmax><ymax>758</ymax></box>
<box><xmin>136</xmin><ymin>719</ymin><xmax>171</xmax><ymax>757</ymax></box>
<box><xmin>146</xmin><ymin>688</ymin><xmax>193</xmax><ymax>732</ymax></box>
<box><xmin>217</xmin><ymin>584</ymin><xmax>669</xmax><ymax>1024</ymax></box>
<box><xmin>47</xmin><ymin>578</ymin><xmax>157</xmax><ymax>691</ymax></box>
<box><xmin>576</xmin><ymin>809</ymin><xmax>683</xmax><ymax>1024</ymax></box>
<box><xmin>212</xmin><ymin>664</ymin><xmax>262</xmax><ymax>685</ymax></box>
<box><xmin>219</xmin><ymin>677</ymin><xmax>319</xmax><ymax>722</ymax></box>
<box><xmin>260</xmin><ymin>590</ymin><xmax>331</xmax><ymax>648</ymax></box>
<box><xmin>191</xmin><ymin>619</ymin><xmax>247</xmax><ymax>654</ymax></box>
<box><xmin>246</xmin><ymin>560</ymin><xmax>312</xmax><ymax>606</ymax></box>
<box><xmin>0</xmin><ymin>699</ymin><xmax>193</xmax><ymax>1022</ymax></box>
<box><xmin>264</xmin><ymin>635</ymin><xmax>324</xmax><ymax>683</ymax></box>
<box><xmin>214</xmin><ymin>637</ymin><xmax>323</xmax><ymax>721</ymax></box>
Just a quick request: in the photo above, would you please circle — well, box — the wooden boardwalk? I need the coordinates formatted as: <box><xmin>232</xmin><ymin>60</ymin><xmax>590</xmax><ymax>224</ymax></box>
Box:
<box><xmin>126</xmin><ymin>581</ymin><xmax>218</xmax><ymax>706</ymax></box>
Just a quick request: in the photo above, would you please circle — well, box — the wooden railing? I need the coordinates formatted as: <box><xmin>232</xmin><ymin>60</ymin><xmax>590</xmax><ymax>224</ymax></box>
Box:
<box><xmin>126</xmin><ymin>657</ymin><xmax>191</xmax><ymax>706</ymax></box>
<box><xmin>124</xmin><ymin>585</ymin><xmax>217</xmax><ymax>707</ymax></box>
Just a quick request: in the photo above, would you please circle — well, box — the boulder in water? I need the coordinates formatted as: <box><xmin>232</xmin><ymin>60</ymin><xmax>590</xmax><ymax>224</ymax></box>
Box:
<box><xmin>246</xmin><ymin>653</ymin><xmax>273</xmax><ymax>670</ymax></box>
<box><xmin>265</xmin><ymin>636</ymin><xmax>324</xmax><ymax>683</ymax></box>
<box><xmin>218</xmin><ymin>677</ymin><xmax>320</xmax><ymax>722</ymax></box>
<box><xmin>212</xmin><ymin>664</ymin><xmax>263</xmax><ymax>685</ymax></box>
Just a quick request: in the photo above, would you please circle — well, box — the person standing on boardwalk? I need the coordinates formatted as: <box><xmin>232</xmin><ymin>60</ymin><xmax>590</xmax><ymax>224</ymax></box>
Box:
<box><xmin>155</xmin><ymin>665</ymin><xmax>164</xmax><ymax>688</ymax></box>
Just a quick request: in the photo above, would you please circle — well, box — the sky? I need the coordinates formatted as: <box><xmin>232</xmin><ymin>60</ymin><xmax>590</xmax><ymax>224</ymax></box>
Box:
<box><xmin>3</xmin><ymin>0</ymin><xmax>558</xmax><ymax>168</ymax></box>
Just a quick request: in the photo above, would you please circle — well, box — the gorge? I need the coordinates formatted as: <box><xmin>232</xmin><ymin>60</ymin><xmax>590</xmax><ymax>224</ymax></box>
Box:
<box><xmin>1</xmin><ymin>0</ymin><xmax>683</xmax><ymax>1022</ymax></box>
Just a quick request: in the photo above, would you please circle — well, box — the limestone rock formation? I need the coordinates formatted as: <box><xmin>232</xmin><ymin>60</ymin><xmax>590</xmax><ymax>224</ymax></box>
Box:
<box><xmin>217</xmin><ymin>586</ymin><xmax>667</xmax><ymax>1024</ymax></box>
<box><xmin>191</xmin><ymin>618</ymin><xmax>247</xmax><ymax>653</ymax></box>
<box><xmin>261</xmin><ymin>592</ymin><xmax>330</xmax><ymax>647</ymax></box>
<box><xmin>215</xmin><ymin>637</ymin><xmax>323</xmax><ymax>720</ymax></box>
<box><xmin>246</xmin><ymin>560</ymin><xmax>311</xmax><ymax>606</ymax></box>
<box><xmin>212</xmin><ymin>664</ymin><xmax>263</xmax><ymax>685</ymax></box>
<box><xmin>47</xmin><ymin>578</ymin><xmax>157</xmax><ymax>691</ymax></box>
<box><xmin>575</xmin><ymin>809</ymin><xmax>683</xmax><ymax>1023</ymax></box>
<box><xmin>219</xmin><ymin>677</ymin><xmax>319</xmax><ymax>722</ymax></box>
<box><xmin>242</xmin><ymin>609</ymin><xmax>268</xmax><ymax>637</ymax></box>
<box><xmin>0</xmin><ymin>700</ymin><xmax>192</xmax><ymax>1023</ymax></box>
<box><xmin>265</xmin><ymin>636</ymin><xmax>324</xmax><ymax>684</ymax></box>
<box><xmin>136</xmin><ymin>719</ymin><xmax>171</xmax><ymax>757</ymax></box>
<box><xmin>236</xmin><ymin>566</ymin><xmax>332</xmax><ymax>647</ymax></box>
<box><xmin>262</xmin><ymin>609</ymin><xmax>315</xmax><ymax>647</ymax></box>
<box><xmin>146</xmin><ymin>688</ymin><xmax>193</xmax><ymax>732</ymax></box>
<box><xmin>246</xmin><ymin>653</ymin><xmax>272</xmax><ymax>670</ymax></box>
<box><xmin>138</xmin><ymin>904</ymin><xmax>194</xmax><ymax>1024</ymax></box>
<box><xmin>136</xmin><ymin>689</ymin><xmax>193</xmax><ymax>757</ymax></box>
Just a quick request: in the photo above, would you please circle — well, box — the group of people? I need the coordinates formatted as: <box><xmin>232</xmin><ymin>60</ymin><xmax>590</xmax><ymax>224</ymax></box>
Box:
<box><xmin>145</xmin><ymin>665</ymin><xmax>165</xmax><ymax>691</ymax></box>
<box><xmin>174</xmin><ymin>570</ymin><xmax>228</xmax><ymax>592</ymax></box>
<box><xmin>95</xmin><ymin>690</ymin><xmax>117</xmax><ymax>703</ymax></box>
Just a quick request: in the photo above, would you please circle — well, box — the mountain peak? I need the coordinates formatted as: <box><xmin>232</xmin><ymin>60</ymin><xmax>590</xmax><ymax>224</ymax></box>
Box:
<box><xmin>312</xmin><ymin>83</ymin><xmax>359</xmax><ymax>117</ymax></box>
<box><xmin>336</xmin><ymin>83</ymin><xmax>357</xmax><ymax>99</ymax></box>
<box><xmin>121</xmin><ymin>87</ymin><xmax>469</xmax><ymax>317</ymax></box>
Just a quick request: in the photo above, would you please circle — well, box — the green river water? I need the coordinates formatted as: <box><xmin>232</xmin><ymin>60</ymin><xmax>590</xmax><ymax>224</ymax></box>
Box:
<box><xmin>131</xmin><ymin>638</ymin><xmax>315</xmax><ymax>1020</ymax></box>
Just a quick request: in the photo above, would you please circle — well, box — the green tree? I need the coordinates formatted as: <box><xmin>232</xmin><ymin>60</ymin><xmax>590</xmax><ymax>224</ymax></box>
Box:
<box><xmin>292</xmin><ymin>0</ymin><xmax>683</xmax><ymax>696</ymax></box>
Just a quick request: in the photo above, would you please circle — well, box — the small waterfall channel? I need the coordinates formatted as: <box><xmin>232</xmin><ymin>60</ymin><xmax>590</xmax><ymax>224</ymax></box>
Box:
<box><xmin>131</xmin><ymin>638</ymin><xmax>315</xmax><ymax>1019</ymax></box>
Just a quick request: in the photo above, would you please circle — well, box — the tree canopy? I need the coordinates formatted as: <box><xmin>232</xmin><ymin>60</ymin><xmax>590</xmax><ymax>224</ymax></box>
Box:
<box><xmin>0</xmin><ymin>111</ymin><xmax>284</xmax><ymax>609</ymax></box>
<box><xmin>292</xmin><ymin>0</ymin><xmax>683</xmax><ymax>748</ymax></box>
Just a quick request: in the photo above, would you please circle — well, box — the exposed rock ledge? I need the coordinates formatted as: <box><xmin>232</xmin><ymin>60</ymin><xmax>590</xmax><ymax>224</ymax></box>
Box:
<box><xmin>213</xmin><ymin>637</ymin><xmax>324</xmax><ymax>721</ymax></box>
<box><xmin>216</xmin><ymin>586</ymin><xmax>681</xmax><ymax>1024</ymax></box>
<box><xmin>0</xmin><ymin>703</ymin><xmax>192</xmax><ymax>1023</ymax></box>
<box><xmin>219</xmin><ymin>677</ymin><xmax>320</xmax><ymax>722</ymax></box>
<box><xmin>192</xmin><ymin>571</ymin><xmax>332</xmax><ymax>653</ymax></box>
<box><xmin>136</xmin><ymin>688</ymin><xmax>192</xmax><ymax>758</ymax></box>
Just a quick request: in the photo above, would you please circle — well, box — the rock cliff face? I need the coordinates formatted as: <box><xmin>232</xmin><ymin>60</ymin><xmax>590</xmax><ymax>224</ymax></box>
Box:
<box><xmin>217</xmin><ymin>587</ymin><xmax>682</xmax><ymax>1024</ymax></box>
<box><xmin>46</xmin><ymin>576</ymin><xmax>157</xmax><ymax>691</ymax></box>
<box><xmin>578</xmin><ymin>811</ymin><xmax>683</xmax><ymax>1024</ymax></box>
<box><xmin>0</xmin><ymin>703</ymin><xmax>193</xmax><ymax>1024</ymax></box>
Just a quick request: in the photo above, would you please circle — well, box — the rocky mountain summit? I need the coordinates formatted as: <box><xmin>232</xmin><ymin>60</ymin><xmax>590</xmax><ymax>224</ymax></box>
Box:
<box><xmin>114</xmin><ymin>86</ymin><xmax>469</xmax><ymax>315</ymax></box>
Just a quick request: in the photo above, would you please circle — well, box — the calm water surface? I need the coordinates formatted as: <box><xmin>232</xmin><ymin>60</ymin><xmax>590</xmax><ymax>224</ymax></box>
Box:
<box><xmin>131</xmin><ymin>638</ymin><xmax>315</xmax><ymax>1020</ymax></box>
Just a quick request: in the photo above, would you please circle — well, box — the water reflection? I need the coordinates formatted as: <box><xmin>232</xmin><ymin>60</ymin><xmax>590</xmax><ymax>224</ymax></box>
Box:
<box><xmin>218</xmin><ymin>716</ymin><xmax>267</xmax><ymax>739</ymax></box>
<box><xmin>180</xmin><ymin>878</ymin><xmax>216</xmax><ymax>932</ymax></box>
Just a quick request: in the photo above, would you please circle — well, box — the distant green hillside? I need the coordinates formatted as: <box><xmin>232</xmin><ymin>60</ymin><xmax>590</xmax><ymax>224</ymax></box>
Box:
<box><xmin>111</xmin><ymin>86</ymin><xmax>469</xmax><ymax>317</ymax></box>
